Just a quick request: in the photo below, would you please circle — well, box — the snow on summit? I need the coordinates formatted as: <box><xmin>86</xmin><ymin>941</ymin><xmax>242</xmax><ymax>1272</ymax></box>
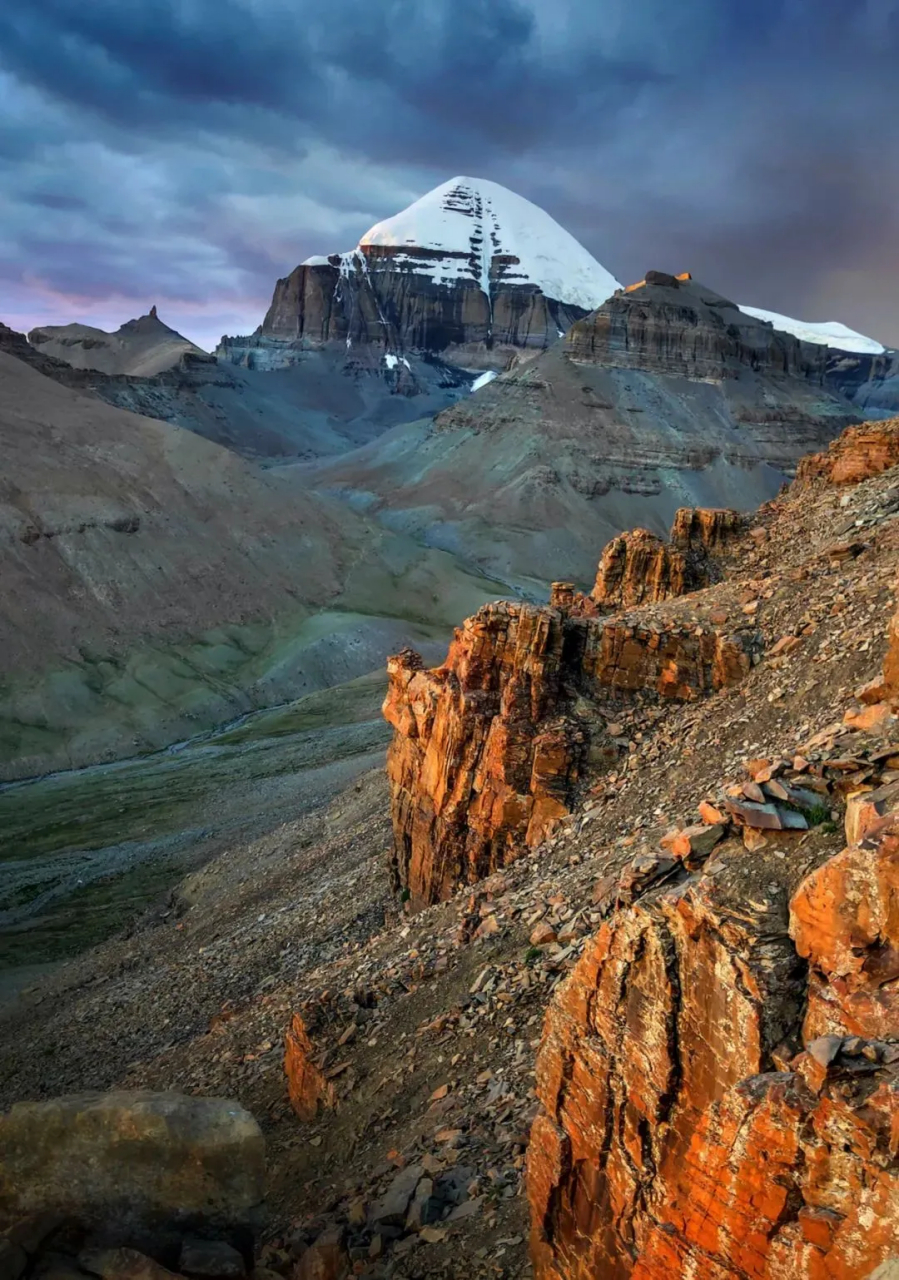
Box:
<box><xmin>357</xmin><ymin>177</ymin><xmax>621</xmax><ymax>311</ymax></box>
<box><xmin>738</xmin><ymin>305</ymin><xmax>886</xmax><ymax>355</ymax></box>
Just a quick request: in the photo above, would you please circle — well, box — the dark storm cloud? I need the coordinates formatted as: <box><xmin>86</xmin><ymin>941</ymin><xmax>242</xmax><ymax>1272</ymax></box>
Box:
<box><xmin>0</xmin><ymin>0</ymin><xmax>666</xmax><ymax>161</ymax></box>
<box><xmin>1</xmin><ymin>0</ymin><xmax>898</xmax><ymax>348</ymax></box>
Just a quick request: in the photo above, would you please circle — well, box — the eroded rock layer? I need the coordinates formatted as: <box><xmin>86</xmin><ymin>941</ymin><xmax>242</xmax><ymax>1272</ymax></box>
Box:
<box><xmin>591</xmin><ymin>507</ymin><xmax>742</xmax><ymax>609</ymax></box>
<box><xmin>795</xmin><ymin>416</ymin><xmax>899</xmax><ymax>487</ymax></box>
<box><xmin>566</xmin><ymin>274</ymin><xmax>829</xmax><ymax>382</ymax></box>
<box><xmin>258</xmin><ymin>255</ymin><xmax>589</xmax><ymax>362</ymax></box>
<box><xmin>383</xmin><ymin>594</ymin><xmax>759</xmax><ymax>908</ymax></box>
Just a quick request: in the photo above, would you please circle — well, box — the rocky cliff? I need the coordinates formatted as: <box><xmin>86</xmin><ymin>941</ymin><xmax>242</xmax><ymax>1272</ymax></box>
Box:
<box><xmin>567</xmin><ymin>271</ymin><xmax>830</xmax><ymax>381</ymax></box>
<box><xmin>317</xmin><ymin>273</ymin><xmax>858</xmax><ymax>590</ymax></box>
<box><xmin>795</xmin><ymin>418</ymin><xmax>899</xmax><ymax>487</ymax></box>
<box><xmin>383</xmin><ymin>509</ymin><xmax>762</xmax><ymax>908</ymax></box>
<box><xmin>591</xmin><ymin>506</ymin><xmax>743</xmax><ymax>609</ymax></box>
<box><xmin>730</xmin><ymin>301</ymin><xmax>899</xmax><ymax>415</ymax></box>
<box><xmin>528</xmin><ymin>663</ymin><xmax>899</xmax><ymax>1280</ymax></box>
<box><xmin>217</xmin><ymin>177</ymin><xmax>621</xmax><ymax>373</ymax></box>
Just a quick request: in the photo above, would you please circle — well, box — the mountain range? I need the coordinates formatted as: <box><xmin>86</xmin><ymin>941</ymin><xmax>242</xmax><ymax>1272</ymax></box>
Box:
<box><xmin>312</xmin><ymin>269</ymin><xmax>859</xmax><ymax>589</ymax></box>
<box><xmin>3</xmin><ymin>175</ymin><xmax>897</xmax><ymax>777</ymax></box>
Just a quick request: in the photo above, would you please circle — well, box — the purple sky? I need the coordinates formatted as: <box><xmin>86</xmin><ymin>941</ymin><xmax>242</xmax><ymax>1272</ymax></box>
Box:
<box><xmin>2</xmin><ymin>0</ymin><xmax>897</xmax><ymax>352</ymax></box>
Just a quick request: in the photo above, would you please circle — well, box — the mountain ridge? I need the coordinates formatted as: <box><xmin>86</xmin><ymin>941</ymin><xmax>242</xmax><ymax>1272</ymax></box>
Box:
<box><xmin>311</xmin><ymin>270</ymin><xmax>859</xmax><ymax>591</ymax></box>
<box><xmin>28</xmin><ymin>306</ymin><xmax>206</xmax><ymax>377</ymax></box>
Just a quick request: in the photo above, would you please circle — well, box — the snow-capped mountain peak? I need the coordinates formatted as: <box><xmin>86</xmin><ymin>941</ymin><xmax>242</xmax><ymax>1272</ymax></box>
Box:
<box><xmin>738</xmin><ymin>305</ymin><xmax>885</xmax><ymax>356</ymax></box>
<box><xmin>252</xmin><ymin>178</ymin><xmax>622</xmax><ymax>367</ymax></box>
<box><xmin>347</xmin><ymin>176</ymin><xmax>622</xmax><ymax>311</ymax></box>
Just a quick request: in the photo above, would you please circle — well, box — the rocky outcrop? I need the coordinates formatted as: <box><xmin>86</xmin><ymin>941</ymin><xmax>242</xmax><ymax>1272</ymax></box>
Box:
<box><xmin>795</xmin><ymin>416</ymin><xmax>899</xmax><ymax>487</ymax></box>
<box><xmin>628</xmin><ymin>1058</ymin><xmax>899</xmax><ymax>1280</ymax></box>
<box><xmin>669</xmin><ymin>506</ymin><xmax>744</xmax><ymax>552</ymax></box>
<box><xmin>527</xmin><ymin>616</ymin><xmax>899</xmax><ymax>1279</ymax></box>
<box><xmin>529</xmin><ymin>861</ymin><xmax>806</xmax><ymax>1280</ymax></box>
<box><xmin>284</xmin><ymin>1015</ymin><xmax>337</xmax><ymax>1121</ymax></box>
<box><xmin>0</xmin><ymin>1092</ymin><xmax>265</xmax><ymax>1232</ymax></box>
<box><xmin>383</xmin><ymin>594</ymin><xmax>760</xmax><ymax>908</ymax></box>
<box><xmin>792</xmin><ymin>815</ymin><xmax>899</xmax><ymax>1042</ymax></box>
<box><xmin>382</xmin><ymin>612</ymin><xmax>584</xmax><ymax>908</ymax></box>
<box><xmin>591</xmin><ymin>508</ymin><xmax>742</xmax><ymax>610</ymax></box>
<box><xmin>591</xmin><ymin>528</ymin><xmax>690</xmax><ymax>609</ymax></box>
<box><xmin>566</xmin><ymin>274</ymin><xmax>831</xmax><ymax>382</ymax></box>
<box><xmin>529</xmin><ymin>818</ymin><xmax>899</xmax><ymax>1279</ymax></box>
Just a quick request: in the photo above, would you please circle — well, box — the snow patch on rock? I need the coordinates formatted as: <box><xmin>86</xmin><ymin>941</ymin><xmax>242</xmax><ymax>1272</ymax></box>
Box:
<box><xmin>739</xmin><ymin>305</ymin><xmax>885</xmax><ymax>355</ymax></box>
<box><xmin>470</xmin><ymin>370</ymin><xmax>498</xmax><ymax>393</ymax></box>
<box><xmin>384</xmin><ymin>353</ymin><xmax>411</xmax><ymax>371</ymax></box>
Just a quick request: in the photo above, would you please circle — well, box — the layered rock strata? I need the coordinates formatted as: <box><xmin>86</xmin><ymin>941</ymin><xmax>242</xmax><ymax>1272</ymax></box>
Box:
<box><xmin>218</xmin><ymin>178</ymin><xmax>619</xmax><ymax>372</ymax></box>
<box><xmin>319</xmin><ymin>271</ymin><xmax>856</xmax><ymax>593</ymax></box>
<box><xmin>256</xmin><ymin>255</ymin><xmax>590</xmax><ymax>361</ymax></box>
<box><xmin>795</xmin><ymin>416</ymin><xmax>899</xmax><ymax>487</ymax></box>
<box><xmin>566</xmin><ymin>273</ymin><xmax>831</xmax><ymax>382</ymax></box>
<box><xmin>383</xmin><ymin>594</ymin><xmax>759</xmax><ymax>908</ymax></box>
<box><xmin>527</xmin><ymin>615</ymin><xmax>899</xmax><ymax>1280</ymax></box>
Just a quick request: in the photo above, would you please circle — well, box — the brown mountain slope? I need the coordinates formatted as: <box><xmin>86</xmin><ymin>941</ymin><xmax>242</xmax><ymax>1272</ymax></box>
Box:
<box><xmin>5</xmin><ymin>318</ymin><xmax>473</xmax><ymax>463</ymax></box>
<box><xmin>0</xmin><ymin>334</ymin><xmax>502</xmax><ymax>778</ymax></box>
<box><xmin>311</xmin><ymin>273</ymin><xmax>859</xmax><ymax>592</ymax></box>
<box><xmin>27</xmin><ymin>307</ymin><xmax>205</xmax><ymax>377</ymax></box>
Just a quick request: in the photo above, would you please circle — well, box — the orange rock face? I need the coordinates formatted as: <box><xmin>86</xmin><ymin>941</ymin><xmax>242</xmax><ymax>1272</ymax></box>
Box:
<box><xmin>669</xmin><ymin>505</ymin><xmax>743</xmax><ymax>552</ymax></box>
<box><xmin>284</xmin><ymin>1013</ymin><xmax>336</xmax><ymax>1121</ymax></box>
<box><xmin>591</xmin><ymin>508</ymin><xmax>741</xmax><ymax>611</ymax></box>
<box><xmin>383</xmin><ymin>606</ymin><xmax>584</xmax><ymax>908</ymax></box>
<box><xmin>791</xmin><ymin>818</ymin><xmax>899</xmax><ymax>1041</ymax></box>
<box><xmin>582</xmin><ymin>615</ymin><xmax>755</xmax><ymax>699</ymax></box>
<box><xmin>528</xmin><ymin>807</ymin><xmax>899</xmax><ymax>1280</ymax></box>
<box><xmin>883</xmin><ymin>606</ymin><xmax>899</xmax><ymax>696</ymax></box>
<box><xmin>795</xmin><ymin>416</ymin><xmax>899</xmax><ymax>487</ymax></box>
<box><xmin>591</xmin><ymin>528</ymin><xmax>691</xmax><ymax>609</ymax></box>
<box><xmin>384</xmin><ymin>600</ymin><xmax>758</xmax><ymax>907</ymax></box>
<box><xmin>549</xmin><ymin>581</ymin><xmax>598</xmax><ymax>618</ymax></box>
<box><xmin>528</xmin><ymin>865</ymin><xmax>806</xmax><ymax>1279</ymax></box>
<box><xmin>630</xmin><ymin>1065</ymin><xmax>899</xmax><ymax>1280</ymax></box>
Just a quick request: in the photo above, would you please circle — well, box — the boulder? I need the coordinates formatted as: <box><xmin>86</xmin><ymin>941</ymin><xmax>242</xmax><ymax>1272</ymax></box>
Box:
<box><xmin>79</xmin><ymin>1249</ymin><xmax>181</xmax><ymax>1280</ymax></box>
<box><xmin>0</xmin><ymin>1093</ymin><xmax>265</xmax><ymax>1234</ymax></box>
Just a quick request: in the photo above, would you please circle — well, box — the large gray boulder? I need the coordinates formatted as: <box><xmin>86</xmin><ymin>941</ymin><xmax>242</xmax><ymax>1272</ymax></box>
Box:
<box><xmin>0</xmin><ymin>1092</ymin><xmax>265</xmax><ymax>1232</ymax></box>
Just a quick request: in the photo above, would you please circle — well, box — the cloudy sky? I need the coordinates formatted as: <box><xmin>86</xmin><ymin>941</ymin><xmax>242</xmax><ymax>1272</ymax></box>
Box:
<box><xmin>2</xmin><ymin>0</ymin><xmax>897</xmax><ymax>351</ymax></box>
